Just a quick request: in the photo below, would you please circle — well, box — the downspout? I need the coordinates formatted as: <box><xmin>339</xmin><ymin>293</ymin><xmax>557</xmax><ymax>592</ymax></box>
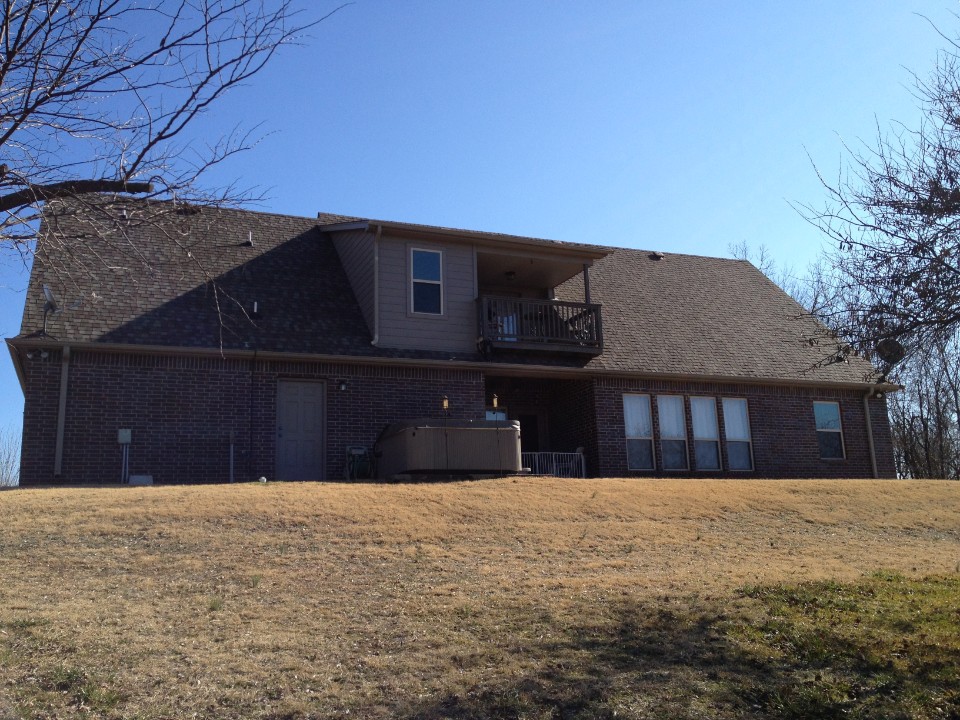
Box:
<box><xmin>54</xmin><ymin>345</ymin><xmax>71</xmax><ymax>477</ymax></box>
<box><xmin>863</xmin><ymin>386</ymin><xmax>879</xmax><ymax>479</ymax></box>
<box><xmin>371</xmin><ymin>223</ymin><xmax>381</xmax><ymax>346</ymax></box>
<box><xmin>249</xmin><ymin>348</ymin><xmax>257</xmax><ymax>481</ymax></box>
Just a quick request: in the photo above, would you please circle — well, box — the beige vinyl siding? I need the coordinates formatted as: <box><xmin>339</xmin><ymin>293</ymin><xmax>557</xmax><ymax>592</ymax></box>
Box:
<box><xmin>330</xmin><ymin>229</ymin><xmax>376</xmax><ymax>335</ymax></box>
<box><xmin>377</xmin><ymin>235</ymin><xmax>478</xmax><ymax>353</ymax></box>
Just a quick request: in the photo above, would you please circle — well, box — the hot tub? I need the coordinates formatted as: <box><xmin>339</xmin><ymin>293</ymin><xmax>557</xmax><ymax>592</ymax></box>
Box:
<box><xmin>375</xmin><ymin>418</ymin><xmax>521</xmax><ymax>479</ymax></box>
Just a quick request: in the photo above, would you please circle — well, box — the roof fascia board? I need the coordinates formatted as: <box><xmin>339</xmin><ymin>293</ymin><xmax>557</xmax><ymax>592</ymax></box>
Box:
<box><xmin>5</xmin><ymin>339</ymin><xmax>26</xmax><ymax>394</ymax></box>
<box><xmin>4</xmin><ymin>337</ymin><xmax>900</xmax><ymax>392</ymax></box>
<box><xmin>368</xmin><ymin>220</ymin><xmax>611</xmax><ymax>261</ymax></box>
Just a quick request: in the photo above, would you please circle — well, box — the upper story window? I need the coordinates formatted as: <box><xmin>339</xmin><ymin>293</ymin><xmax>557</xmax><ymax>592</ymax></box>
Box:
<box><xmin>411</xmin><ymin>248</ymin><xmax>443</xmax><ymax>314</ymax></box>
<box><xmin>814</xmin><ymin>401</ymin><xmax>845</xmax><ymax>459</ymax></box>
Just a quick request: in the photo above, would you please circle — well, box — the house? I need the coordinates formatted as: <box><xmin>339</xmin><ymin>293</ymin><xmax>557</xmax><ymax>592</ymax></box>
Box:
<box><xmin>8</xmin><ymin>199</ymin><xmax>897</xmax><ymax>484</ymax></box>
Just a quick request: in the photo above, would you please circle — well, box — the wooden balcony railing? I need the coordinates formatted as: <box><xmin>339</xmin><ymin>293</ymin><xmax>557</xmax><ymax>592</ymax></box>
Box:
<box><xmin>478</xmin><ymin>296</ymin><xmax>603</xmax><ymax>354</ymax></box>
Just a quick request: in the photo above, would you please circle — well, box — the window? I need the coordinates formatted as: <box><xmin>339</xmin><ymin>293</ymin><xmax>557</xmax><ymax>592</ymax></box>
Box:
<box><xmin>623</xmin><ymin>394</ymin><xmax>655</xmax><ymax>470</ymax></box>
<box><xmin>691</xmin><ymin>397</ymin><xmax>721</xmax><ymax>471</ymax></box>
<box><xmin>814</xmin><ymin>401</ymin><xmax>845</xmax><ymax>459</ymax></box>
<box><xmin>411</xmin><ymin>248</ymin><xmax>442</xmax><ymax>314</ymax></box>
<box><xmin>657</xmin><ymin>395</ymin><xmax>688</xmax><ymax>470</ymax></box>
<box><xmin>722</xmin><ymin>398</ymin><xmax>753</xmax><ymax>471</ymax></box>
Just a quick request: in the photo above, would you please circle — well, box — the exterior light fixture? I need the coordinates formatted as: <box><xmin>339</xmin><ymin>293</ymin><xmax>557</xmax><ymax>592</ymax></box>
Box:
<box><xmin>442</xmin><ymin>395</ymin><xmax>449</xmax><ymax>414</ymax></box>
<box><xmin>338</xmin><ymin>381</ymin><xmax>347</xmax><ymax>391</ymax></box>
<box><xmin>492</xmin><ymin>394</ymin><xmax>498</xmax><ymax>408</ymax></box>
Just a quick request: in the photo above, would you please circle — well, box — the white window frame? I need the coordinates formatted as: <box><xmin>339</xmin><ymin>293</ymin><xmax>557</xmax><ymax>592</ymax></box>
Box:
<box><xmin>690</xmin><ymin>396</ymin><xmax>721</xmax><ymax>472</ymax></box>
<box><xmin>721</xmin><ymin>397</ymin><xmax>754</xmax><ymax>472</ymax></box>
<box><xmin>657</xmin><ymin>394</ymin><xmax>689</xmax><ymax>471</ymax></box>
<box><xmin>410</xmin><ymin>247</ymin><xmax>443</xmax><ymax>315</ymax></box>
<box><xmin>623</xmin><ymin>393</ymin><xmax>655</xmax><ymax>471</ymax></box>
<box><xmin>813</xmin><ymin>400</ymin><xmax>845</xmax><ymax>460</ymax></box>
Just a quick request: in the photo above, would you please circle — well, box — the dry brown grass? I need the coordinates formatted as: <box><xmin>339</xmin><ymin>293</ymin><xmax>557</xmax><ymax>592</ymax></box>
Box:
<box><xmin>0</xmin><ymin>478</ymin><xmax>958</xmax><ymax>719</ymax></box>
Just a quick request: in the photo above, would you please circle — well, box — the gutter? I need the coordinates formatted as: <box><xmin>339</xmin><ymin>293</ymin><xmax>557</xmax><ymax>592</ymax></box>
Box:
<box><xmin>4</xmin><ymin>336</ymin><xmax>902</xmax><ymax>394</ymax></box>
<box><xmin>54</xmin><ymin>345</ymin><xmax>71</xmax><ymax>477</ymax></box>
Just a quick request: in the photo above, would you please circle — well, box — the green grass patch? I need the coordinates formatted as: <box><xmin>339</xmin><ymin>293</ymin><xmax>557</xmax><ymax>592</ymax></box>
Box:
<box><xmin>40</xmin><ymin>664</ymin><xmax>123</xmax><ymax>713</ymax></box>
<box><xmin>732</xmin><ymin>573</ymin><xmax>960</xmax><ymax>719</ymax></box>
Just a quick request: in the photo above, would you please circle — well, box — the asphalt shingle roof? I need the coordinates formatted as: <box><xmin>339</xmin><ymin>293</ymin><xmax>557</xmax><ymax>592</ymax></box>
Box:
<box><xmin>557</xmin><ymin>249</ymin><xmax>875</xmax><ymax>383</ymax></box>
<box><xmin>17</xmin><ymin>200</ymin><xmax>877</xmax><ymax>385</ymax></box>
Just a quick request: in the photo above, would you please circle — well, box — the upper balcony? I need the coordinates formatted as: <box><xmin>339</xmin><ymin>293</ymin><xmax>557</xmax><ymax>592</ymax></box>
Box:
<box><xmin>478</xmin><ymin>296</ymin><xmax>603</xmax><ymax>355</ymax></box>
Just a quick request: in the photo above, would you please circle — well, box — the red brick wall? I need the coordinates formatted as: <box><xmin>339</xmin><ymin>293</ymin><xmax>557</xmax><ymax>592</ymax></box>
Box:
<box><xmin>17</xmin><ymin>347</ymin><xmax>896</xmax><ymax>483</ymax></box>
<box><xmin>547</xmin><ymin>379</ymin><xmax>598</xmax><ymax>474</ymax></box>
<box><xmin>18</xmin><ymin>349</ymin><xmax>484</xmax><ymax>484</ymax></box>
<box><xmin>593</xmin><ymin>377</ymin><xmax>896</xmax><ymax>478</ymax></box>
<box><xmin>18</xmin><ymin>349</ymin><xmax>63</xmax><ymax>485</ymax></box>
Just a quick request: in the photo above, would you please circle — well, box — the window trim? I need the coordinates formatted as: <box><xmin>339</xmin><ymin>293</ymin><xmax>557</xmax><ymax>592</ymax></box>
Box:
<box><xmin>657</xmin><ymin>394</ymin><xmax>689</xmax><ymax>471</ymax></box>
<box><xmin>623</xmin><ymin>393</ymin><xmax>655</xmax><ymax>471</ymax></box>
<box><xmin>813</xmin><ymin>400</ymin><xmax>846</xmax><ymax>460</ymax></box>
<box><xmin>409</xmin><ymin>247</ymin><xmax>443</xmax><ymax>315</ymax></box>
<box><xmin>721</xmin><ymin>397</ymin><xmax>754</xmax><ymax>472</ymax></box>
<box><xmin>690</xmin><ymin>396</ymin><xmax>721</xmax><ymax>472</ymax></box>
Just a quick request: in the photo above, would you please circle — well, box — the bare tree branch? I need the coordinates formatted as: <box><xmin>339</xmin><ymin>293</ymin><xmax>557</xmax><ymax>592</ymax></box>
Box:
<box><xmin>0</xmin><ymin>0</ymin><xmax>344</xmax><ymax>251</ymax></box>
<box><xmin>0</xmin><ymin>179</ymin><xmax>152</xmax><ymax>213</ymax></box>
<box><xmin>801</xmin><ymin>27</ymin><xmax>960</xmax><ymax>360</ymax></box>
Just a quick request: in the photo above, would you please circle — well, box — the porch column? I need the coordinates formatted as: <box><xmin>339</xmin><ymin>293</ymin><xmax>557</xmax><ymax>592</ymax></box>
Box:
<box><xmin>583</xmin><ymin>263</ymin><xmax>591</xmax><ymax>304</ymax></box>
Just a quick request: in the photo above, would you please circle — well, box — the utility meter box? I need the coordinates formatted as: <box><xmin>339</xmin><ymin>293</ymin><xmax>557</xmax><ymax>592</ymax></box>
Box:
<box><xmin>117</xmin><ymin>429</ymin><xmax>132</xmax><ymax>445</ymax></box>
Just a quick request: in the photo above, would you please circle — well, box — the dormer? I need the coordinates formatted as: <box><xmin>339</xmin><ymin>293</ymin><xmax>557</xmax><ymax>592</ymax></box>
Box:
<box><xmin>321</xmin><ymin>217</ymin><xmax>611</xmax><ymax>357</ymax></box>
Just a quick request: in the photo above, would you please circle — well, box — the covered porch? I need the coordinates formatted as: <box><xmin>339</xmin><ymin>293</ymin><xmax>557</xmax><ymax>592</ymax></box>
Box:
<box><xmin>484</xmin><ymin>375</ymin><xmax>598</xmax><ymax>478</ymax></box>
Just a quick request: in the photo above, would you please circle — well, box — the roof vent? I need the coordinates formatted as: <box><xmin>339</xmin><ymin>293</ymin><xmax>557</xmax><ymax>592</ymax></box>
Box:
<box><xmin>649</xmin><ymin>251</ymin><xmax>665</xmax><ymax>261</ymax></box>
<box><xmin>242</xmin><ymin>230</ymin><xmax>254</xmax><ymax>247</ymax></box>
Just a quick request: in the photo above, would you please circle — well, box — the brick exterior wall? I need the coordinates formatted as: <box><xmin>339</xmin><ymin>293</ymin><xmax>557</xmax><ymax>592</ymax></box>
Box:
<box><xmin>18</xmin><ymin>349</ymin><xmax>484</xmax><ymax>484</ymax></box>
<box><xmin>17</xmin><ymin>347</ymin><xmax>896</xmax><ymax>483</ymax></box>
<box><xmin>593</xmin><ymin>377</ymin><xmax>896</xmax><ymax>478</ymax></box>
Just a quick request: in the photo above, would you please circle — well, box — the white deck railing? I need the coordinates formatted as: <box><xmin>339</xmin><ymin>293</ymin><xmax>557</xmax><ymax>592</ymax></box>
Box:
<box><xmin>522</xmin><ymin>452</ymin><xmax>586</xmax><ymax>478</ymax></box>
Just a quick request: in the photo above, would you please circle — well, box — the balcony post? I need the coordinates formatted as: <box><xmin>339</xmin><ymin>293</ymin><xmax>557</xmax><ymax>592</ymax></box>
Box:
<box><xmin>582</xmin><ymin>264</ymin><xmax>591</xmax><ymax>304</ymax></box>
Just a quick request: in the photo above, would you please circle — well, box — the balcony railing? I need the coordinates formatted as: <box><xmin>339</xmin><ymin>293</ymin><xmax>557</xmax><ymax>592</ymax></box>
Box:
<box><xmin>478</xmin><ymin>296</ymin><xmax>603</xmax><ymax>354</ymax></box>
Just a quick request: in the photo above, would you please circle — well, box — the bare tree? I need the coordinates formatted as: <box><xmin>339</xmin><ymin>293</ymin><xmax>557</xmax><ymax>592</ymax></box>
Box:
<box><xmin>802</xmin><ymin>22</ymin><xmax>960</xmax><ymax>361</ymax></box>
<box><xmin>1</xmin><ymin>0</ymin><xmax>339</xmax><ymax>262</ymax></box>
<box><xmin>0</xmin><ymin>424</ymin><xmax>19</xmax><ymax>486</ymax></box>
<box><xmin>727</xmin><ymin>241</ymin><xmax>842</xmax><ymax>318</ymax></box>
<box><xmin>887</xmin><ymin>338</ymin><xmax>960</xmax><ymax>478</ymax></box>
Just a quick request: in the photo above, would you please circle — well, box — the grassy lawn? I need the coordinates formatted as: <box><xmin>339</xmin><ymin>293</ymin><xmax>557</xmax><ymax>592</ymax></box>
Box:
<box><xmin>0</xmin><ymin>478</ymin><xmax>958</xmax><ymax>719</ymax></box>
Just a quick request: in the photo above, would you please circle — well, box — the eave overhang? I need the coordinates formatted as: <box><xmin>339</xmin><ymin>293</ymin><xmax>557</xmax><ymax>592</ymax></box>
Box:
<box><xmin>5</xmin><ymin>339</ymin><xmax>27</xmax><ymax>393</ymax></box>
<box><xmin>5</xmin><ymin>337</ymin><xmax>902</xmax><ymax>394</ymax></box>
<box><xmin>320</xmin><ymin>219</ymin><xmax>612</xmax><ymax>263</ymax></box>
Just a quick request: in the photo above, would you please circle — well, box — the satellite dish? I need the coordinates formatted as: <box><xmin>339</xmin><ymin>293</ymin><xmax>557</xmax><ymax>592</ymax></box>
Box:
<box><xmin>40</xmin><ymin>285</ymin><xmax>62</xmax><ymax>336</ymax></box>
<box><xmin>42</xmin><ymin>284</ymin><xmax>59</xmax><ymax>310</ymax></box>
<box><xmin>875</xmin><ymin>338</ymin><xmax>906</xmax><ymax>366</ymax></box>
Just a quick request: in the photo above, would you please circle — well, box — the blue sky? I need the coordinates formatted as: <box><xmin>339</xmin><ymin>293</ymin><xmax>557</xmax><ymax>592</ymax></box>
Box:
<box><xmin>0</xmin><ymin>1</ymin><xmax>956</xmax><ymax>455</ymax></box>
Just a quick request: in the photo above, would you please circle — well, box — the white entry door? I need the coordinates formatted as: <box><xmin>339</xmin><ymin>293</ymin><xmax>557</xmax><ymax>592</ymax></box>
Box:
<box><xmin>276</xmin><ymin>380</ymin><xmax>326</xmax><ymax>480</ymax></box>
